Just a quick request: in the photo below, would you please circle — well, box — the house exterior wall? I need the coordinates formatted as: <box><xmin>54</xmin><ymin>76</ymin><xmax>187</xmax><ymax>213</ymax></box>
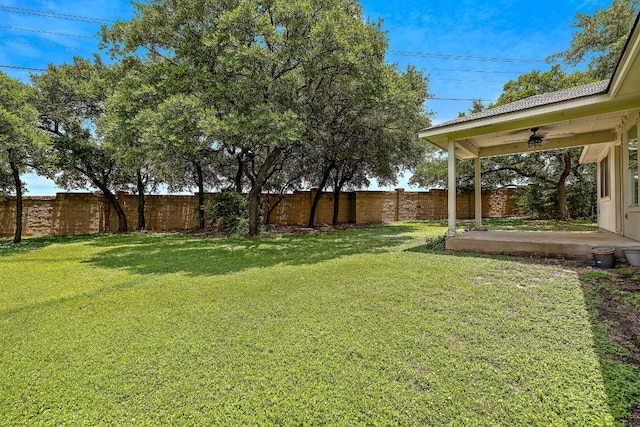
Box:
<box><xmin>623</xmin><ymin>114</ymin><xmax>640</xmax><ymax>241</ymax></box>
<box><xmin>598</xmin><ymin>144</ymin><xmax>619</xmax><ymax>234</ymax></box>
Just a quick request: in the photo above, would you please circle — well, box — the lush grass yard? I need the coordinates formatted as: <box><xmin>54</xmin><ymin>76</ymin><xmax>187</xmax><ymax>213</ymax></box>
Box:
<box><xmin>0</xmin><ymin>223</ymin><xmax>617</xmax><ymax>425</ymax></box>
<box><xmin>455</xmin><ymin>217</ymin><xmax>598</xmax><ymax>232</ymax></box>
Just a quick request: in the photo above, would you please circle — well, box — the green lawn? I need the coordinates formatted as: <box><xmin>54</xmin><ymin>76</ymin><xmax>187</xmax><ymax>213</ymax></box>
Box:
<box><xmin>455</xmin><ymin>217</ymin><xmax>598</xmax><ymax>232</ymax></box>
<box><xmin>0</xmin><ymin>223</ymin><xmax>617</xmax><ymax>425</ymax></box>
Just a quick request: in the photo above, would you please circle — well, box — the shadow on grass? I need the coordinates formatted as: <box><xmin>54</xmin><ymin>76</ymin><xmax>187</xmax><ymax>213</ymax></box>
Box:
<box><xmin>409</xmin><ymin>242</ymin><xmax>638</xmax><ymax>424</ymax></box>
<box><xmin>0</xmin><ymin>233</ymin><xmax>102</xmax><ymax>257</ymax></box>
<box><xmin>404</xmin><ymin>244</ymin><xmax>431</xmax><ymax>254</ymax></box>
<box><xmin>575</xmin><ymin>269</ymin><xmax>640</xmax><ymax>426</ymax></box>
<box><xmin>404</xmin><ymin>245</ymin><xmax>516</xmax><ymax>264</ymax></box>
<box><xmin>84</xmin><ymin>225</ymin><xmax>418</xmax><ymax>277</ymax></box>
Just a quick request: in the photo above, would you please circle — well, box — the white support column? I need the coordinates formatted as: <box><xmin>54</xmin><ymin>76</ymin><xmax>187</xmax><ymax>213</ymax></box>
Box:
<box><xmin>474</xmin><ymin>156</ymin><xmax>482</xmax><ymax>230</ymax></box>
<box><xmin>447</xmin><ymin>140</ymin><xmax>457</xmax><ymax>236</ymax></box>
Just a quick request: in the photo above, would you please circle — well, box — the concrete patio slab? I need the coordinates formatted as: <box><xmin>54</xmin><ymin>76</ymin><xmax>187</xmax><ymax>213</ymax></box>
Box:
<box><xmin>445</xmin><ymin>230</ymin><xmax>640</xmax><ymax>260</ymax></box>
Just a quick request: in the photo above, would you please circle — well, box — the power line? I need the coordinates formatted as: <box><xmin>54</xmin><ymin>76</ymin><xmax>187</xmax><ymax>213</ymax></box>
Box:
<box><xmin>0</xmin><ymin>7</ymin><xmax>555</xmax><ymax>74</ymax></box>
<box><xmin>0</xmin><ymin>39</ymin><xmax>95</xmax><ymax>51</ymax></box>
<box><xmin>0</xmin><ymin>5</ymin><xmax>114</xmax><ymax>24</ymax></box>
<box><xmin>389</xmin><ymin>50</ymin><xmax>547</xmax><ymax>64</ymax></box>
<box><xmin>421</xmin><ymin>67</ymin><xmax>526</xmax><ymax>75</ymax></box>
<box><xmin>430</xmin><ymin>97</ymin><xmax>497</xmax><ymax>102</ymax></box>
<box><xmin>430</xmin><ymin>77</ymin><xmax>504</xmax><ymax>83</ymax></box>
<box><xmin>0</xmin><ymin>6</ymin><xmax>524</xmax><ymax>100</ymax></box>
<box><xmin>0</xmin><ymin>25</ymin><xmax>97</xmax><ymax>39</ymax></box>
<box><xmin>0</xmin><ymin>64</ymin><xmax>46</xmax><ymax>71</ymax></box>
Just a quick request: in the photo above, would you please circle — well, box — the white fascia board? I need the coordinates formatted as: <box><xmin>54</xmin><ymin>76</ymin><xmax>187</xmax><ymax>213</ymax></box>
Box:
<box><xmin>609</xmin><ymin>23</ymin><xmax>640</xmax><ymax>98</ymax></box>
<box><xmin>418</xmin><ymin>94</ymin><xmax>612</xmax><ymax>141</ymax></box>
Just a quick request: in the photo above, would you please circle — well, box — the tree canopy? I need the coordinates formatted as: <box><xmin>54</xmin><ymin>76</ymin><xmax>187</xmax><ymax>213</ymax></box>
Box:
<box><xmin>0</xmin><ymin>72</ymin><xmax>48</xmax><ymax>242</ymax></box>
<box><xmin>4</xmin><ymin>0</ymin><xmax>431</xmax><ymax>237</ymax></box>
<box><xmin>32</xmin><ymin>57</ymin><xmax>131</xmax><ymax>232</ymax></box>
<box><xmin>549</xmin><ymin>0</ymin><xmax>640</xmax><ymax>80</ymax></box>
<box><xmin>97</xmin><ymin>0</ymin><xmax>429</xmax><ymax>235</ymax></box>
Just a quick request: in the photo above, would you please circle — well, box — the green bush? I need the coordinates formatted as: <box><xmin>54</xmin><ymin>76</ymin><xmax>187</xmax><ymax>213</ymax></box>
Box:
<box><xmin>515</xmin><ymin>183</ymin><xmax>556</xmax><ymax>219</ymax></box>
<box><xmin>514</xmin><ymin>180</ymin><xmax>596</xmax><ymax>221</ymax></box>
<box><xmin>567</xmin><ymin>177</ymin><xmax>597</xmax><ymax>221</ymax></box>
<box><xmin>205</xmin><ymin>191</ymin><xmax>249</xmax><ymax>236</ymax></box>
<box><xmin>425</xmin><ymin>233</ymin><xmax>446</xmax><ymax>251</ymax></box>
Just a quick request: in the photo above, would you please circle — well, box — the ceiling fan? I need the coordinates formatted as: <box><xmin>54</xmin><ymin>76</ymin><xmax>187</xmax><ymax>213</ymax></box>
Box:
<box><xmin>528</xmin><ymin>127</ymin><xmax>544</xmax><ymax>148</ymax></box>
<box><xmin>500</xmin><ymin>127</ymin><xmax>548</xmax><ymax>145</ymax></box>
<box><xmin>501</xmin><ymin>127</ymin><xmax>575</xmax><ymax>148</ymax></box>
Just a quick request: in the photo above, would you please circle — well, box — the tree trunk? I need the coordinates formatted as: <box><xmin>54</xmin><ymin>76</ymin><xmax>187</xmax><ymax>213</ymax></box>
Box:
<box><xmin>332</xmin><ymin>187</ymin><xmax>341</xmax><ymax>226</ymax></box>
<box><xmin>9</xmin><ymin>153</ymin><xmax>22</xmax><ymax>244</ymax></box>
<box><xmin>109</xmin><ymin>192</ymin><xmax>128</xmax><ymax>232</ymax></box>
<box><xmin>308</xmin><ymin>163</ymin><xmax>334</xmax><ymax>227</ymax></box>
<box><xmin>332</xmin><ymin>174</ymin><xmax>350</xmax><ymax>226</ymax></box>
<box><xmin>556</xmin><ymin>151</ymin><xmax>573</xmax><ymax>221</ymax></box>
<box><xmin>195</xmin><ymin>163</ymin><xmax>205</xmax><ymax>229</ymax></box>
<box><xmin>265</xmin><ymin>194</ymin><xmax>284</xmax><ymax>226</ymax></box>
<box><xmin>235</xmin><ymin>156</ymin><xmax>244</xmax><ymax>193</ymax></box>
<box><xmin>248</xmin><ymin>185</ymin><xmax>261</xmax><ymax>236</ymax></box>
<box><xmin>308</xmin><ymin>188</ymin><xmax>323</xmax><ymax>228</ymax></box>
<box><xmin>91</xmin><ymin>178</ymin><xmax>128</xmax><ymax>232</ymax></box>
<box><xmin>244</xmin><ymin>147</ymin><xmax>283</xmax><ymax>236</ymax></box>
<box><xmin>102</xmin><ymin>188</ymin><xmax>128</xmax><ymax>232</ymax></box>
<box><xmin>136</xmin><ymin>170</ymin><xmax>146</xmax><ymax>231</ymax></box>
<box><xmin>557</xmin><ymin>183</ymin><xmax>571</xmax><ymax>221</ymax></box>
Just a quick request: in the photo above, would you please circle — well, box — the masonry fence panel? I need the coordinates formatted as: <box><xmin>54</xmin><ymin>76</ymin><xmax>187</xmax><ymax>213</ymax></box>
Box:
<box><xmin>0</xmin><ymin>188</ymin><xmax>516</xmax><ymax>237</ymax></box>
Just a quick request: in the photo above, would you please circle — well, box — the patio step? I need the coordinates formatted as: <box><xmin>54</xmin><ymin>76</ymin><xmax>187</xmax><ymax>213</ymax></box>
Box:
<box><xmin>445</xmin><ymin>231</ymin><xmax>640</xmax><ymax>259</ymax></box>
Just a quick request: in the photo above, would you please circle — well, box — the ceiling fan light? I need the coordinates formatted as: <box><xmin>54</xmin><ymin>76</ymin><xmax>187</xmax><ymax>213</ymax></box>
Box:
<box><xmin>528</xmin><ymin>127</ymin><xmax>543</xmax><ymax>148</ymax></box>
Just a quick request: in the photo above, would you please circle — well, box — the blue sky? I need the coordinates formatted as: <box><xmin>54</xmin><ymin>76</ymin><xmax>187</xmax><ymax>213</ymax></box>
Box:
<box><xmin>0</xmin><ymin>0</ymin><xmax>613</xmax><ymax>194</ymax></box>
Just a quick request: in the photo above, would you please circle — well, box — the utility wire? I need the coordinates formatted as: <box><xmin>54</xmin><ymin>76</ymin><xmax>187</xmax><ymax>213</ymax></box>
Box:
<box><xmin>0</xmin><ymin>25</ymin><xmax>97</xmax><ymax>39</ymax></box>
<box><xmin>0</xmin><ymin>6</ymin><xmax>523</xmax><ymax>94</ymax></box>
<box><xmin>0</xmin><ymin>7</ymin><xmax>559</xmax><ymax>67</ymax></box>
<box><xmin>430</xmin><ymin>77</ymin><xmax>504</xmax><ymax>83</ymax></box>
<box><xmin>0</xmin><ymin>7</ymin><xmax>561</xmax><ymax>72</ymax></box>
<box><xmin>430</xmin><ymin>97</ymin><xmax>497</xmax><ymax>102</ymax></box>
<box><xmin>0</xmin><ymin>64</ymin><xmax>46</xmax><ymax>71</ymax></box>
<box><xmin>0</xmin><ymin>39</ymin><xmax>95</xmax><ymax>51</ymax></box>
<box><xmin>389</xmin><ymin>50</ymin><xmax>547</xmax><ymax>64</ymax></box>
<box><xmin>0</xmin><ymin>5</ymin><xmax>114</xmax><ymax>24</ymax></box>
<box><xmin>0</xmin><ymin>63</ymin><xmax>506</xmax><ymax>87</ymax></box>
<box><xmin>421</xmin><ymin>67</ymin><xmax>526</xmax><ymax>75</ymax></box>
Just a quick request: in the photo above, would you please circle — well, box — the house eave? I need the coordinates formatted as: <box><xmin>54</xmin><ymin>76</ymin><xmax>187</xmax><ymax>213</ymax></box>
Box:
<box><xmin>419</xmin><ymin>93</ymin><xmax>640</xmax><ymax>160</ymax></box>
<box><xmin>419</xmin><ymin>93</ymin><xmax>611</xmax><ymax>142</ymax></box>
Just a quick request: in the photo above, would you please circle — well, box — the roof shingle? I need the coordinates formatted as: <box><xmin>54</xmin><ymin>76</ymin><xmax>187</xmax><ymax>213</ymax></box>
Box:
<box><xmin>425</xmin><ymin>79</ymin><xmax>610</xmax><ymax>131</ymax></box>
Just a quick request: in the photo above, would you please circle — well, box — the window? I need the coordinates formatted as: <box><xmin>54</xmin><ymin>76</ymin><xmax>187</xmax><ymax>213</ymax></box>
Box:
<box><xmin>600</xmin><ymin>155</ymin><xmax>610</xmax><ymax>198</ymax></box>
<box><xmin>628</xmin><ymin>125</ymin><xmax>639</xmax><ymax>206</ymax></box>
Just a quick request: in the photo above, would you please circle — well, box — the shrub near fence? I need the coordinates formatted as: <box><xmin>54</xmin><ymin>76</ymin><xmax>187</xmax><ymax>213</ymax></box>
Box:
<box><xmin>0</xmin><ymin>188</ymin><xmax>516</xmax><ymax>237</ymax></box>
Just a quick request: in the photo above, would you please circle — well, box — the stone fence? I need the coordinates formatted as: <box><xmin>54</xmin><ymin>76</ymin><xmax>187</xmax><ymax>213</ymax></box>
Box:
<box><xmin>0</xmin><ymin>188</ymin><xmax>516</xmax><ymax>237</ymax></box>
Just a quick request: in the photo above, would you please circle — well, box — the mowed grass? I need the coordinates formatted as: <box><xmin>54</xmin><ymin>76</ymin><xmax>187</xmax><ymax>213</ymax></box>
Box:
<box><xmin>0</xmin><ymin>223</ymin><xmax>615</xmax><ymax>425</ymax></box>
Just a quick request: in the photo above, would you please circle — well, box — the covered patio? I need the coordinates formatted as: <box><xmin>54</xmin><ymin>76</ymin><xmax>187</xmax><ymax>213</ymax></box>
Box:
<box><xmin>418</xmin><ymin>14</ymin><xmax>640</xmax><ymax>258</ymax></box>
<box><xmin>446</xmin><ymin>229</ymin><xmax>640</xmax><ymax>259</ymax></box>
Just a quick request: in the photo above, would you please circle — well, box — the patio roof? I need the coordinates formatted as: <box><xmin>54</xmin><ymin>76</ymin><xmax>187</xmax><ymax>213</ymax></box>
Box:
<box><xmin>418</xmin><ymin>13</ymin><xmax>640</xmax><ymax>161</ymax></box>
<box><xmin>427</xmin><ymin>80</ymin><xmax>610</xmax><ymax>131</ymax></box>
<box><xmin>417</xmin><ymin>12</ymin><xmax>640</xmax><ymax>239</ymax></box>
